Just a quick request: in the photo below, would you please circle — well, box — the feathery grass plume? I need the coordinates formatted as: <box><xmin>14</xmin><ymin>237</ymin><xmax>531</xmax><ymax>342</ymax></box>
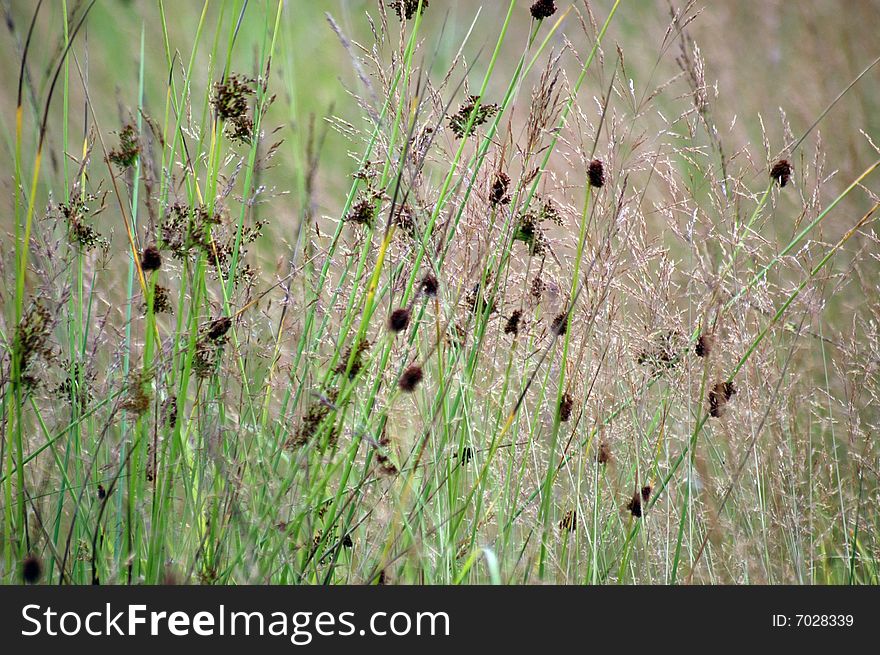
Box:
<box><xmin>22</xmin><ymin>554</ymin><xmax>42</xmax><ymax>584</ymax></box>
<box><xmin>399</xmin><ymin>364</ymin><xmax>424</xmax><ymax>392</ymax></box>
<box><xmin>559</xmin><ymin>509</ymin><xmax>576</xmax><ymax>532</ymax></box>
<box><xmin>490</xmin><ymin>171</ymin><xmax>511</xmax><ymax>206</ymax></box>
<box><xmin>389</xmin><ymin>0</ymin><xmax>428</xmax><ymax>21</ymax></box>
<box><xmin>420</xmin><ymin>273</ymin><xmax>438</xmax><ymax>297</ymax></box>
<box><xmin>559</xmin><ymin>392</ymin><xmax>574</xmax><ymax>421</ymax></box>
<box><xmin>448</xmin><ymin>95</ymin><xmax>499</xmax><ymax>139</ymax></box>
<box><xmin>140</xmin><ymin>244</ymin><xmax>162</xmax><ymax>272</ymax></box>
<box><xmin>637</xmin><ymin>330</ymin><xmax>682</xmax><ymax>372</ymax></box>
<box><xmin>504</xmin><ymin>309</ymin><xmax>522</xmax><ymax>336</ymax></box>
<box><xmin>530</xmin><ymin>0</ymin><xmax>557</xmax><ymax>20</ymax></box>
<box><xmin>108</xmin><ymin>122</ymin><xmax>140</xmax><ymax>168</ymax></box>
<box><xmin>770</xmin><ymin>159</ymin><xmax>792</xmax><ymax>187</ymax></box>
<box><xmin>708</xmin><ymin>381</ymin><xmax>736</xmax><ymax>418</ymax></box>
<box><xmin>588</xmin><ymin>158</ymin><xmax>605</xmax><ymax>188</ymax></box>
<box><xmin>388</xmin><ymin>307</ymin><xmax>411</xmax><ymax>333</ymax></box>
<box><xmin>695</xmin><ymin>333</ymin><xmax>714</xmax><ymax>357</ymax></box>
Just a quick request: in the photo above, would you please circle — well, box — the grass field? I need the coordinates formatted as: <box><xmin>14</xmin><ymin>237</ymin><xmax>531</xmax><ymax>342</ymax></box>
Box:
<box><xmin>2</xmin><ymin>0</ymin><xmax>879</xmax><ymax>585</ymax></box>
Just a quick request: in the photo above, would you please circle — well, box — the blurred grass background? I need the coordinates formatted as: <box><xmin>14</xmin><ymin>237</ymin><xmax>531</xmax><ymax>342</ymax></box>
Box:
<box><xmin>3</xmin><ymin>0</ymin><xmax>878</xmax><ymax>234</ymax></box>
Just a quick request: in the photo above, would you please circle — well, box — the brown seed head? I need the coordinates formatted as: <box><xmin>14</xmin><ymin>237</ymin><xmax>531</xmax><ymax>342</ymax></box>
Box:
<box><xmin>530</xmin><ymin>0</ymin><xmax>557</xmax><ymax>20</ymax></box>
<box><xmin>627</xmin><ymin>492</ymin><xmax>643</xmax><ymax>518</ymax></box>
<box><xmin>399</xmin><ymin>364</ymin><xmax>423</xmax><ymax>392</ymax></box>
<box><xmin>597</xmin><ymin>440</ymin><xmax>612</xmax><ymax>465</ymax></box>
<box><xmin>770</xmin><ymin>159</ymin><xmax>792</xmax><ymax>187</ymax></box>
<box><xmin>206</xmin><ymin>316</ymin><xmax>232</xmax><ymax>341</ymax></box>
<box><xmin>551</xmin><ymin>312</ymin><xmax>568</xmax><ymax>336</ymax></box>
<box><xmin>22</xmin><ymin>554</ymin><xmax>43</xmax><ymax>584</ymax></box>
<box><xmin>140</xmin><ymin>245</ymin><xmax>162</xmax><ymax>272</ymax></box>
<box><xmin>695</xmin><ymin>333</ymin><xmax>714</xmax><ymax>358</ymax></box>
<box><xmin>588</xmin><ymin>159</ymin><xmax>605</xmax><ymax>188</ymax></box>
<box><xmin>388</xmin><ymin>307</ymin><xmax>411</xmax><ymax>333</ymax></box>
<box><xmin>559</xmin><ymin>392</ymin><xmax>574</xmax><ymax>422</ymax></box>
<box><xmin>420</xmin><ymin>273</ymin><xmax>438</xmax><ymax>297</ymax></box>
<box><xmin>708</xmin><ymin>381</ymin><xmax>736</xmax><ymax>418</ymax></box>
<box><xmin>504</xmin><ymin>310</ymin><xmax>522</xmax><ymax>337</ymax></box>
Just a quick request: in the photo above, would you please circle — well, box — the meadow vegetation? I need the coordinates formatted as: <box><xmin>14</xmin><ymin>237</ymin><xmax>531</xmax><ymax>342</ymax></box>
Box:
<box><xmin>2</xmin><ymin>0</ymin><xmax>879</xmax><ymax>584</ymax></box>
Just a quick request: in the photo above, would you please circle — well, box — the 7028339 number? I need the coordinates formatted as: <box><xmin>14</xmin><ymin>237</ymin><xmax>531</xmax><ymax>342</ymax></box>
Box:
<box><xmin>795</xmin><ymin>614</ymin><xmax>853</xmax><ymax>627</ymax></box>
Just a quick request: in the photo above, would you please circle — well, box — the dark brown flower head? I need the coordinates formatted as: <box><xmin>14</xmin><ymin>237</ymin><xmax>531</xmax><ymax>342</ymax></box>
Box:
<box><xmin>770</xmin><ymin>159</ymin><xmax>792</xmax><ymax>187</ymax></box>
<box><xmin>345</xmin><ymin>196</ymin><xmax>376</xmax><ymax>227</ymax></box>
<box><xmin>530</xmin><ymin>276</ymin><xmax>545</xmax><ymax>299</ymax></box>
<box><xmin>459</xmin><ymin>446</ymin><xmax>474</xmax><ymax>464</ymax></box>
<box><xmin>388</xmin><ymin>307</ymin><xmax>411</xmax><ymax>333</ymax></box>
<box><xmin>147</xmin><ymin>284</ymin><xmax>172</xmax><ymax>314</ymax></box>
<box><xmin>641</xmin><ymin>484</ymin><xmax>653</xmax><ymax>503</ymax></box>
<box><xmin>695</xmin><ymin>333</ymin><xmax>714</xmax><ymax>358</ymax></box>
<box><xmin>286</xmin><ymin>387</ymin><xmax>340</xmax><ymax>450</ymax></box>
<box><xmin>708</xmin><ymin>381</ymin><xmax>736</xmax><ymax>418</ymax></box>
<box><xmin>596</xmin><ymin>440</ymin><xmax>612</xmax><ymax>465</ymax></box>
<box><xmin>342</xmin><ymin>534</ymin><xmax>354</xmax><ymax>548</ymax></box>
<box><xmin>530</xmin><ymin>0</ymin><xmax>557</xmax><ymax>20</ymax></box>
<box><xmin>22</xmin><ymin>554</ymin><xmax>42</xmax><ymax>584</ymax></box>
<box><xmin>559</xmin><ymin>392</ymin><xmax>574</xmax><ymax>422</ymax></box>
<box><xmin>420</xmin><ymin>273</ymin><xmax>438</xmax><ymax>297</ymax></box>
<box><xmin>504</xmin><ymin>309</ymin><xmax>522</xmax><ymax>337</ymax></box>
<box><xmin>490</xmin><ymin>171</ymin><xmax>511</xmax><ymax>206</ymax></box>
<box><xmin>627</xmin><ymin>492</ymin><xmax>643</xmax><ymax>518</ymax></box>
<box><xmin>97</xmin><ymin>484</ymin><xmax>106</xmax><ymax>500</ymax></box>
<box><xmin>109</xmin><ymin>122</ymin><xmax>140</xmax><ymax>168</ymax></box>
<box><xmin>211</xmin><ymin>73</ymin><xmax>255</xmax><ymax>123</ymax></box>
<box><xmin>588</xmin><ymin>159</ymin><xmax>605</xmax><ymax>188</ymax></box>
<box><xmin>399</xmin><ymin>364</ymin><xmax>423</xmax><ymax>392</ymax></box>
<box><xmin>335</xmin><ymin>340</ymin><xmax>371</xmax><ymax>380</ymax></box>
<box><xmin>448</xmin><ymin>95</ymin><xmax>499</xmax><ymax>139</ymax></box>
<box><xmin>389</xmin><ymin>0</ymin><xmax>428</xmax><ymax>21</ymax></box>
<box><xmin>551</xmin><ymin>312</ymin><xmax>568</xmax><ymax>336</ymax></box>
<box><xmin>559</xmin><ymin>509</ymin><xmax>577</xmax><ymax>532</ymax></box>
<box><xmin>206</xmin><ymin>316</ymin><xmax>232</xmax><ymax>341</ymax></box>
<box><xmin>121</xmin><ymin>370</ymin><xmax>152</xmax><ymax>415</ymax></box>
<box><xmin>140</xmin><ymin>244</ymin><xmax>162</xmax><ymax>272</ymax></box>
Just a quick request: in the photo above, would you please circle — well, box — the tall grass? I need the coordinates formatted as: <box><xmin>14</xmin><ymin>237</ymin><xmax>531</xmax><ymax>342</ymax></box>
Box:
<box><xmin>2</xmin><ymin>0</ymin><xmax>879</xmax><ymax>585</ymax></box>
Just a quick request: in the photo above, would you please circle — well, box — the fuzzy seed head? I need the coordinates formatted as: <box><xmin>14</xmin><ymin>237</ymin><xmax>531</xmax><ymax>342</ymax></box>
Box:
<box><xmin>399</xmin><ymin>364</ymin><xmax>423</xmax><ymax>392</ymax></box>
<box><xmin>588</xmin><ymin>159</ymin><xmax>605</xmax><ymax>188</ymax></box>
<box><xmin>388</xmin><ymin>307</ymin><xmax>411</xmax><ymax>333</ymax></box>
